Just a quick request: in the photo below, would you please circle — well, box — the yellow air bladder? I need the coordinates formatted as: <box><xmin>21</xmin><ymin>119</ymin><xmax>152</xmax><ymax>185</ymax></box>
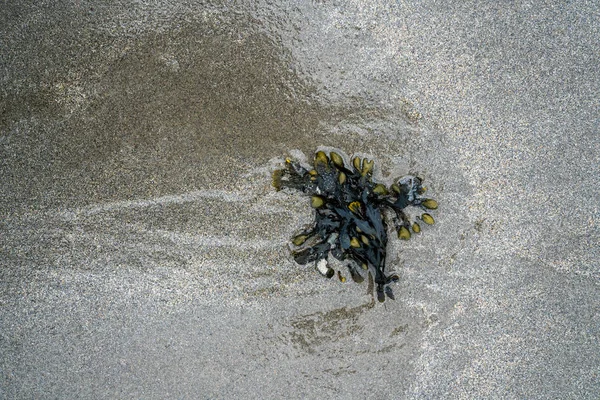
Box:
<box><xmin>412</xmin><ymin>222</ymin><xmax>421</xmax><ymax>233</ymax></box>
<box><xmin>352</xmin><ymin>156</ymin><xmax>362</xmax><ymax>172</ymax></box>
<box><xmin>292</xmin><ymin>234</ymin><xmax>308</xmax><ymax>246</ymax></box>
<box><xmin>398</xmin><ymin>226</ymin><xmax>411</xmax><ymax>240</ymax></box>
<box><xmin>373</xmin><ymin>184</ymin><xmax>388</xmax><ymax>196</ymax></box>
<box><xmin>361</xmin><ymin>159</ymin><xmax>374</xmax><ymax>176</ymax></box>
<box><xmin>330</xmin><ymin>152</ymin><xmax>344</xmax><ymax>168</ymax></box>
<box><xmin>421</xmin><ymin>213</ymin><xmax>435</xmax><ymax>225</ymax></box>
<box><xmin>421</xmin><ymin>199</ymin><xmax>438</xmax><ymax>209</ymax></box>
<box><xmin>314</xmin><ymin>151</ymin><xmax>329</xmax><ymax>168</ymax></box>
<box><xmin>311</xmin><ymin>196</ymin><xmax>324</xmax><ymax>208</ymax></box>
<box><xmin>348</xmin><ymin>201</ymin><xmax>362</xmax><ymax>214</ymax></box>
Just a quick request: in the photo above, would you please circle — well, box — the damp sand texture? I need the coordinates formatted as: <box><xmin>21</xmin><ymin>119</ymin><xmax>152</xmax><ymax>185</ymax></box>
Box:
<box><xmin>2</xmin><ymin>1</ymin><xmax>600</xmax><ymax>399</ymax></box>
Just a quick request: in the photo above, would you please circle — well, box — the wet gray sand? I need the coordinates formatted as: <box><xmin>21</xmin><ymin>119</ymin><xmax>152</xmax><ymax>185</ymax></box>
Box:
<box><xmin>1</xmin><ymin>1</ymin><xmax>599</xmax><ymax>398</ymax></box>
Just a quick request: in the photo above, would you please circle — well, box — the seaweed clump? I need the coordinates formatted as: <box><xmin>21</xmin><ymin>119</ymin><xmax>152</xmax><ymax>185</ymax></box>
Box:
<box><xmin>273</xmin><ymin>150</ymin><xmax>439</xmax><ymax>302</ymax></box>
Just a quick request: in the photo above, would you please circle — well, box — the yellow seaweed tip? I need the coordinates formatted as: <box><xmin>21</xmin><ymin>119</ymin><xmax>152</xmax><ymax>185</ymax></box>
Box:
<box><xmin>421</xmin><ymin>213</ymin><xmax>435</xmax><ymax>225</ymax></box>
<box><xmin>311</xmin><ymin>196</ymin><xmax>325</xmax><ymax>208</ymax></box>
<box><xmin>350</xmin><ymin>237</ymin><xmax>361</xmax><ymax>248</ymax></box>
<box><xmin>292</xmin><ymin>235</ymin><xmax>308</xmax><ymax>246</ymax></box>
<box><xmin>361</xmin><ymin>159</ymin><xmax>374</xmax><ymax>176</ymax></box>
<box><xmin>421</xmin><ymin>199</ymin><xmax>438</xmax><ymax>210</ymax></box>
<box><xmin>373</xmin><ymin>183</ymin><xmax>388</xmax><ymax>196</ymax></box>
<box><xmin>330</xmin><ymin>152</ymin><xmax>344</xmax><ymax>168</ymax></box>
<box><xmin>348</xmin><ymin>201</ymin><xmax>361</xmax><ymax>214</ymax></box>
<box><xmin>398</xmin><ymin>226</ymin><xmax>411</xmax><ymax>240</ymax></box>
<box><xmin>338</xmin><ymin>171</ymin><xmax>347</xmax><ymax>185</ymax></box>
<box><xmin>412</xmin><ymin>222</ymin><xmax>421</xmax><ymax>233</ymax></box>
<box><xmin>352</xmin><ymin>156</ymin><xmax>362</xmax><ymax>172</ymax></box>
<box><xmin>314</xmin><ymin>151</ymin><xmax>329</xmax><ymax>167</ymax></box>
<box><xmin>337</xmin><ymin>271</ymin><xmax>346</xmax><ymax>283</ymax></box>
<box><xmin>272</xmin><ymin>169</ymin><xmax>283</xmax><ymax>190</ymax></box>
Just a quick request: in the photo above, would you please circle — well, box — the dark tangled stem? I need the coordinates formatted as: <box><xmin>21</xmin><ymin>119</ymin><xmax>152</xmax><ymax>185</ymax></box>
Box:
<box><xmin>273</xmin><ymin>150</ymin><xmax>438</xmax><ymax>302</ymax></box>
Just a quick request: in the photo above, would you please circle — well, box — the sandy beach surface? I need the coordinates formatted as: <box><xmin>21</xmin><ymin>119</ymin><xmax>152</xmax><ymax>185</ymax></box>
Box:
<box><xmin>1</xmin><ymin>1</ymin><xmax>599</xmax><ymax>398</ymax></box>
